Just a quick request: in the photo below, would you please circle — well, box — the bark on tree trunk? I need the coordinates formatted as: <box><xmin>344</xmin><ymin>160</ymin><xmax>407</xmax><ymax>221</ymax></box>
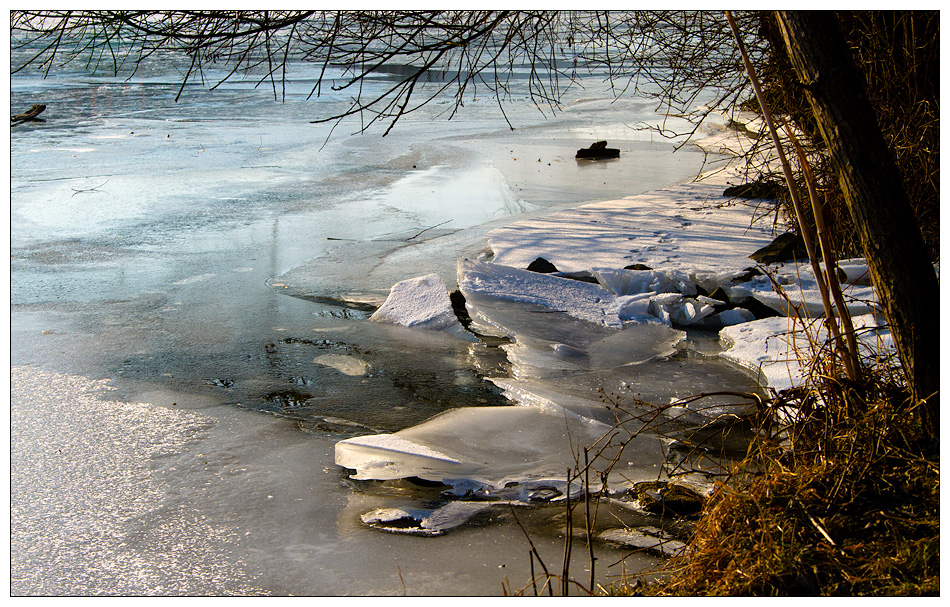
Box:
<box><xmin>774</xmin><ymin>10</ymin><xmax>939</xmax><ymax>437</ymax></box>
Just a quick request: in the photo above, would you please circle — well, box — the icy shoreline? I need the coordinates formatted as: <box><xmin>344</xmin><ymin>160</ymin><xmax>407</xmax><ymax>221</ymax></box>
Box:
<box><xmin>371</xmin><ymin>164</ymin><xmax>890</xmax><ymax>393</ymax></box>
<box><xmin>337</xmin><ymin>159</ymin><xmax>894</xmax><ymax>521</ymax></box>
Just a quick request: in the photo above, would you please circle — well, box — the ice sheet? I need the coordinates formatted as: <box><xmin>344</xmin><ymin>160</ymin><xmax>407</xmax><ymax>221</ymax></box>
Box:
<box><xmin>719</xmin><ymin>313</ymin><xmax>895</xmax><ymax>392</ymax></box>
<box><xmin>335</xmin><ymin>406</ymin><xmax>669</xmax><ymax>496</ymax></box>
<box><xmin>484</xmin><ymin>179</ymin><xmax>778</xmax><ymax>274</ymax></box>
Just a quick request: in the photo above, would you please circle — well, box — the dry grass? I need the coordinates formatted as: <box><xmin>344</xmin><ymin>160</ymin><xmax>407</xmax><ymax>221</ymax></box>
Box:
<box><xmin>634</xmin><ymin>353</ymin><xmax>939</xmax><ymax>596</ymax></box>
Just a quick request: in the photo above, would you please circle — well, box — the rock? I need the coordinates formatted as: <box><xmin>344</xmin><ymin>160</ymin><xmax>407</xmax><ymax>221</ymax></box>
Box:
<box><xmin>449</xmin><ymin>289</ymin><xmax>473</xmax><ymax>329</ymax></box>
<box><xmin>732</xmin><ymin>267</ymin><xmax>763</xmax><ymax>283</ymax></box>
<box><xmin>628</xmin><ymin>480</ymin><xmax>706</xmax><ymax>517</ymax></box>
<box><xmin>624</xmin><ymin>263</ymin><xmax>653</xmax><ymax>271</ymax></box>
<box><xmin>733</xmin><ymin>294</ymin><xmax>782</xmax><ymax>320</ymax></box>
<box><xmin>576</xmin><ymin>140</ymin><xmax>620</xmax><ymax>159</ymax></box>
<box><xmin>707</xmin><ymin>286</ymin><xmax>732</xmax><ymax>305</ymax></box>
<box><xmin>526</xmin><ymin>257</ymin><xmax>559</xmax><ymax>273</ymax></box>
<box><xmin>723</xmin><ymin>179</ymin><xmax>785</xmax><ymax>200</ymax></box>
<box><xmin>749</xmin><ymin>232</ymin><xmax>808</xmax><ymax>264</ymax></box>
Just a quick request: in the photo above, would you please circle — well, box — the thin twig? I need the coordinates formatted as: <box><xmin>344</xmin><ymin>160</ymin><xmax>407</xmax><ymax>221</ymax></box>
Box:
<box><xmin>562</xmin><ymin>467</ymin><xmax>573</xmax><ymax>596</ymax></box>
<box><xmin>70</xmin><ymin>179</ymin><xmax>110</xmax><ymax>196</ymax></box>
<box><xmin>584</xmin><ymin>447</ymin><xmax>596</xmax><ymax>594</ymax></box>
<box><xmin>406</xmin><ymin>218</ymin><xmax>452</xmax><ymax>240</ymax></box>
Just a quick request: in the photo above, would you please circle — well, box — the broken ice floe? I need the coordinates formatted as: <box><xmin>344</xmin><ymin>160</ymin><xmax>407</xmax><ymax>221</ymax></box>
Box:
<box><xmin>369</xmin><ymin>272</ymin><xmax>477</xmax><ymax>341</ymax></box>
<box><xmin>338</xmin><ymin>181</ymin><xmax>893</xmax><ymax>543</ymax></box>
<box><xmin>459</xmin><ymin>258</ymin><xmax>794</xmax><ymax>332</ymax></box>
<box><xmin>359</xmin><ymin>501</ymin><xmax>496</xmax><ymax>536</ymax></box>
<box><xmin>335</xmin><ymin>405</ymin><xmax>669</xmax><ymax>498</ymax></box>
<box><xmin>598</xmin><ymin>526</ymin><xmax>688</xmax><ymax>557</ymax></box>
<box><xmin>593</xmin><ymin>267</ymin><xmax>697</xmax><ymax>297</ymax></box>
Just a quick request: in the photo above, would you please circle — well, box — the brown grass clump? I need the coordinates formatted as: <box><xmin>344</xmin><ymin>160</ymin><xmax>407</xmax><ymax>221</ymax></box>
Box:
<box><xmin>637</xmin><ymin>357</ymin><xmax>939</xmax><ymax>596</ymax></box>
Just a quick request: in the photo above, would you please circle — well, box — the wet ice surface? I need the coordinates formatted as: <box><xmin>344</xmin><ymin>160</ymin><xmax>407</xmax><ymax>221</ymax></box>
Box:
<box><xmin>16</xmin><ymin>366</ymin><xmax>658</xmax><ymax>596</ymax></box>
<box><xmin>11</xmin><ymin>50</ymin><xmax>757</xmax><ymax>595</ymax></box>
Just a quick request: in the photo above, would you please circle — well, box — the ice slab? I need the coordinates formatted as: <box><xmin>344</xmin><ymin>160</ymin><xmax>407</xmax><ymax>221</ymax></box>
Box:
<box><xmin>335</xmin><ymin>406</ymin><xmax>669</xmax><ymax>496</ymax></box>
<box><xmin>492</xmin><ymin>372</ymin><xmax>759</xmax><ymax>431</ymax></box>
<box><xmin>359</xmin><ymin>501</ymin><xmax>495</xmax><ymax>536</ymax></box>
<box><xmin>719</xmin><ymin>313</ymin><xmax>895</xmax><ymax>391</ymax></box>
<box><xmin>312</xmin><ymin>354</ymin><xmax>371</xmax><ymax>377</ymax></box>
<box><xmin>458</xmin><ymin>258</ymin><xmax>624</xmax><ymax>329</ymax></box>
<box><xmin>598</xmin><ymin>527</ymin><xmax>688</xmax><ymax>557</ymax></box>
<box><xmin>731</xmin><ymin>258</ymin><xmax>880</xmax><ymax>318</ymax></box>
<box><xmin>369</xmin><ymin>272</ymin><xmax>476</xmax><ymax>341</ymax></box>
<box><xmin>369</xmin><ymin>272</ymin><xmax>457</xmax><ymax>329</ymax></box>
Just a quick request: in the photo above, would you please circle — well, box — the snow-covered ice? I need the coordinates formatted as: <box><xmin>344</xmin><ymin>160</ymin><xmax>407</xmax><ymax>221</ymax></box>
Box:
<box><xmin>336</xmin><ymin>159</ymin><xmax>895</xmax><ymax>518</ymax></box>
<box><xmin>369</xmin><ymin>272</ymin><xmax>476</xmax><ymax>341</ymax></box>
<box><xmin>728</xmin><ymin>258</ymin><xmax>880</xmax><ymax>318</ymax></box>
<box><xmin>485</xmin><ymin>178</ymin><xmax>777</xmax><ymax>274</ymax></box>
<box><xmin>720</xmin><ymin>313</ymin><xmax>896</xmax><ymax>392</ymax></box>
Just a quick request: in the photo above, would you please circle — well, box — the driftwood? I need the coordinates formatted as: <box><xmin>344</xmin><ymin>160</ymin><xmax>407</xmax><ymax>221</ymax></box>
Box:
<box><xmin>11</xmin><ymin>104</ymin><xmax>46</xmax><ymax>125</ymax></box>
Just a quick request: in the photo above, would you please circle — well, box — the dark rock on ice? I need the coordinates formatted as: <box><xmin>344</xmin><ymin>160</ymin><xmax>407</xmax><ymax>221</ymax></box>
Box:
<box><xmin>554</xmin><ymin>270</ymin><xmax>600</xmax><ymax>284</ymax></box>
<box><xmin>750</xmin><ymin>232</ymin><xmax>808</xmax><ymax>264</ymax></box>
<box><xmin>704</xmin><ymin>285</ymin><xmax>779</xmax><ymax>321</ymax></box>
<box><xmin>575</xmin><ymin>140</ymin><xmax>620</xmax><ymax>159</ymax></box>
<box><xmin>708</xmin><ymin>286</ymin><xmax>732</xmax><ymax>305</ymax></box>
<box><xmin>526</xmin><ymin>257</ymin><xmax>559</xmax><ymax>273</ymax></box>
<box><xmin>449</xmin><ymin>289</ymin><xmax>473</xmax><ymax>329</ymax></box>
<box><xmin>624</xmin><ymin>263</ymin><xmax>653</xmax><ymax>271</ymax></box>
<box><xmin>732</xmin><ymin>267</ymin><xmax>763</xmax><ymax>283</ymax></box>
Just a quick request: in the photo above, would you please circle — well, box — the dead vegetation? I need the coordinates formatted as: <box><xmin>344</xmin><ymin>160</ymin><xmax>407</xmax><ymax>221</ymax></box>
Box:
<box><xmin>628</xmin><ymin>13</ymin><xmax>940</xmax><ymax>594</ymax></box>
<box><xmin>635</xmin><ymin>348</ymin><xmax>939</xmax><ymax>596</ymax></box>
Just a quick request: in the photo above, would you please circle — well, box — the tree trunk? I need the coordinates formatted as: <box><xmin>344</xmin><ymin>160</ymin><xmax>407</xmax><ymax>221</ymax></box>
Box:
<box><xmin>774</xmin><ymin>10</ymin><xmax>939</xmax><ymax>436</ymax></box>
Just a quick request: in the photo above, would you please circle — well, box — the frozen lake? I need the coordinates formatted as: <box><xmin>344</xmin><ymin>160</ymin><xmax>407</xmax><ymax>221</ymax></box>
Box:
<box><xmin>10</xmin><ymin>42</ymin><xmax>761</xmax><ymax>595</ymax></box>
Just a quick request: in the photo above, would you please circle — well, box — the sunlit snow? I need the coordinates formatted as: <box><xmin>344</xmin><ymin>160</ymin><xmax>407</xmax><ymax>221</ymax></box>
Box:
<box><xmin>348</xmin><ymin>165</ymin><xmax>897</xmax><ymax>493</ymax></box>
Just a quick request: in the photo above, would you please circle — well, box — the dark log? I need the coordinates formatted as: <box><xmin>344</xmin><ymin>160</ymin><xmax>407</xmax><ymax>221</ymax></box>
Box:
<box><xmin>11</xmin><ymin>104</ymin><xmax>46</xmax><ymax>125</ymax></box>
<box><xmin>575</xmin><ymin>147</ymin><xmax>619</xmax><ymax>159</ymax></box>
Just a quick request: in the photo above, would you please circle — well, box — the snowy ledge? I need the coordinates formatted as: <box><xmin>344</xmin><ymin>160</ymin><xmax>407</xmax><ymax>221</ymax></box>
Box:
<box><xmin>343</xmin><ymin>164</ymin><xmax>897</xmax><ymax>497</ymax></box>
<box><xmin>369</xmin><ymin>165</ymin><xmax>894</xmax><ymax>395</ymax></box>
